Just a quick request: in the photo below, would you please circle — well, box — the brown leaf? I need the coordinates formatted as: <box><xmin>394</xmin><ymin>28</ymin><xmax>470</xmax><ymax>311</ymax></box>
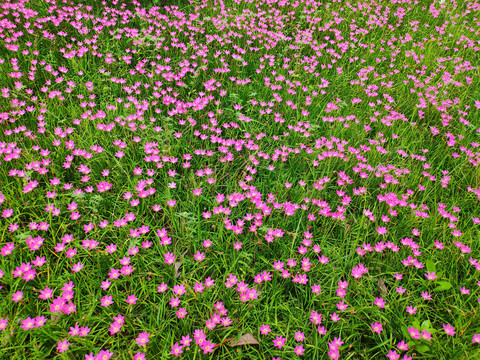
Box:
<box><xmin>174</xmin><ymin>262</ymin><xmax>182</xmax><ymax>278</ymax></box>
<box><xmin>378</xmin><ymin>277</ymin><xmax>387</xmax><ymax>295</ymax></box>
<box><xmin>229</xmin><ymin>334</ymin><xmax>259</xmax><ymax>347</ymax></box>
<box><xmin>345</xmin><ymin>223</ymin><xmax>351</xmax><ymax>233</ymax></box>
<box><xmin>174</xmin><ymin>250</ymin><xmax>188</xmax><ymax>278</ymax></box>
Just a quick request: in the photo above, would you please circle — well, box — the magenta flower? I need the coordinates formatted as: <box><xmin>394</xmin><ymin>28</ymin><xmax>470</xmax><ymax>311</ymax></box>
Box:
<box><xmin>126</xmin><ymin>294</ymin><xmax>138</xmax><ymax>305</ymax></box>
<box><xmin>57</xmin><ymin>339</ymin><xmax>70</xmax><ymax>353</ymax></box>
<box><xmin>1</xmin><ymin>209</ymin><xmax>13</xmax><ymax>218</ymax></box>
<box><xmin>100</xmin><ymin>295</ymin><xmax>113</xmax><ymax>308</ymax></box>
<box><xmin>443</xmin><ymin>324</ymin><xmax>456</xmax><ymax>336</ymax></box>
<box><xmin>425</xmin><ymin>271</ymin><xmax>437</xmax><ymax>280</ymax></box>
<box><xmin>11</xmin><ymin>291</ymin><xmax>23</xmax><ymax>302</ymax></box>
<box><xmin>164</xmin><ymin>252</ymin><xmax>176</xmax><ymax>265</ymax></box>
<box><xmin>170</xmin><ymin>343</ymin><xmax>183</xmax><ymax>357</ymax></box>
<box><xmin>136</xmin><ymin>332</ymin><xmax>151</xmax><ymax>346</ymax></box>
<box><xmin>259</xmin><ymin>324</ymin><xmax>271</xmax><ymax>335</ymax></box>
<box><xmin>371</xmin><ymin>322</ymin><xmax>383</xmax><ymax>334</ymax></box>
<box><xmin>294</xmin><ymin>344</ymin><xmax>305</xmax><ymax>355</ymax></box>
<box><xmin>272</xmin><ymin>335</ymin><xmax>286</xmax><ymax>349</ymax></box>
<box><xmin>200</xmin><ymin>340</ymin><xmax>215</xmax><ymax>354</ymax></box>
<box><xmin>374</xmin><ymin>297</ymin><xmax>385</xmax><ymax>308</ymax></box>
<box><xmin>408</xmin><ymin>327</ymin><xmax>420</xmax><ymax>339</ymax></box>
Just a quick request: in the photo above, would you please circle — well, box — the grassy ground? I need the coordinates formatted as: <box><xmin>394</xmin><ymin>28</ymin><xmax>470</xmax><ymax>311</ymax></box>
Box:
<box><xmin>0</xmin><ymin>0</ymin><xmax>480</xmax><ymax>359</ymax></box>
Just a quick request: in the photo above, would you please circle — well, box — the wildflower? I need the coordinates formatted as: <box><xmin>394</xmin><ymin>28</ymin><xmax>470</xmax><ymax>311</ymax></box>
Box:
<box><xmin>317</xmin><ymin>325</ymin><xmax>327</xmax><ymax>335</ymax></box>
<box><xmin>157</xmin><ymin>283</ymin><xmax>168</xmax><ymax>293</ymax></box>
<box><xmin>331</xmin><ymin>312</ymin><xmax>341</xmax><ymax>322</ymax></box>
<box><xmin>294</xmin><ymin>345</ymin><xmax>305</xmax><ymax>355</ymax></box>
<box><xmin>21</xmin><ymin>317</ymin><xmax>36</xmax><ymax>330</ymax></box>
<box><xmin>126</xmin><ymin>294</ymin><xmax>138</xmax><ymax>305</ymax></box>
<box><xmin>164</xmin><ymin>252</ymin><xmax>175</xmax><ymax>265</ymax></box>
<box><xmin>136</xmin><ymin>332</ymin><xmax>151</xmax><ymax>346</ymax></box>
<box><xmin>374</xmin><ymin>297</ymin><xmax>385</xmax><ymax>308</ymax></box>
<box><xmin>421</xmin><ymin>291</ymin><xmax>432</xmax><ymax>300</ymax></box>
<box><xmin>443</xmin><ymin>324</ymin><xmax>455</xmax><ymax>336</ymax></box>
<box><xmin>387</xmin><ymin>350</ymin><xmax>400</xmax><ymax>360</ymax></box>
<box><xmin>100</xmin><ymin>295</ymin><xmax>113</xmax><ymax>307</ymax></box>
<box><xmin>175</xmin><ymin>308</ymin><xmax>188</xmax><ymax>319</ymax></box>
<box><xmin>12</xmin><ymin>291</ymin><xmax>23</xmax><ymax>302</ymax></box>
<box><xmin>407</xmin><ymin>327</ymin><xmax>420</xmax><ymax>339</ymax></box>
<box><xmin>170</xmin><ymin>343</ymin><xmax>183</xmax><ymax>357</ymax></box>
<box><xmin>272</xmin><ymin>336</ymin><xmax>286</xmax><ymax>349</ymax></box>
<box><xmin>0</xmin><ymin>318</ymin><xmax>8</xmax><ymax>331</ymax></box>
<box><xmin>260</xmin><ymin>324</ymin><xmax>271</xmax><ymax>335</ymax></box>
<box><xmin>310</xmin><ymin>310</ymin><xmax>322</xmax><ymax>325</ymax></box>
<box><xmin>294</xmin><ymin>331</ymin><xmax>305</xmax><ymax>342</ymax></box>
<box><xmin>371</xmin><ymin>322</ymin><xmax>383</xmax><ymax>334</ymax></box>
<box><xmin>57</xmin><ymin>339</ymin><xmax>70</xmax><ymax>353</ymax></box>
<box><xmin>406</xmin><ymin>306</ymin><xmax>417</xmax><ymax>315</ymax></box>
<box><xmin>180</xmin><ymin>335</ymin><xmax>192</xmax><ymax>347</ymax></box>
<box><xmin>420</xmin><ymin>330</ymin><xmax>432</xmax><ymax>340</ymax></box>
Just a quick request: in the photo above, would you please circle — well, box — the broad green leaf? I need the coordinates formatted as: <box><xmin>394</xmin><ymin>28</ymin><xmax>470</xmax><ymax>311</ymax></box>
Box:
<box><xmin>433</xmin><ymin>281</ymin><xmax>452</xmax><ymax>292</ymax></box>
<box><xmin>416</xmin><ymin>344</ymin><xmax>430</xmax><ymax>353</ymax></box>
<box><xmin>426</xmin><ymin>259</ymin><xmax>436</xmax><ymax>273</ymax></box>
<box><xmin>421</xmin><ymin>320</ymin><xmax>431</xmax><ymax>330</ymax></box>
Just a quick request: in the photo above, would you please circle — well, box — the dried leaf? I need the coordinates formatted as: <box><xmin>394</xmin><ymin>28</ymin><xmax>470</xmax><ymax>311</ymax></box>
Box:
<box><xmin>174</xmin><ymin>250</ymin><xmax>188</xmax><ymax>278</ymax></box>
<box><xmin>229</xmin><ymin>334</ymin><xmax>259</xmax><ymax>347</ymax></box>
<box><xmin>345</xmin><ymin>224</ymin><xmax>351</xmax><ymax>233</ymax></box>
<box><xmin>174</xmin><ymin>262</ymin><xmax>182</xmax><ymax>278</ymax></box>
<box><xmin>378</xmin><ymin>277</ymin><xmax>387</xmax><ymax>295</ymax></box>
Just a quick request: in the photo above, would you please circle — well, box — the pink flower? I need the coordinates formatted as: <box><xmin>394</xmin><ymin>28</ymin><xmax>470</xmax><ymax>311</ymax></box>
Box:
<box><xmin>371</xmin><ymin>322</ymin><xmax>383</xmax><ymax>334</ymax></box>
<box><xmin>199</xmin><ymin>340</ymin><xmax>214</xmax><ymax>354</ymax></box>
<box><xmin>317</xmin><ymin>325</ymin><xmax>327</xmax><ymax>335</ymax></box>
<box><xmin>397</xmin><ymin>340</ymin><xmax>408</xmax><ymax>351</ymax></box>
<box><xmin>310</xmin><ymin>310</ymin><xmax>322</xmax><ymax>325</ymax></box>
<box><xmin>100</xmin><ymin>295</ymin><xmax>113</xmax><ymax>307</ymax></box>
<box><xmin>425</xmin><ymin>271</ymin><xmax>437</xmax><ymax>280</ymax></box>
<box><xmin>170</xmin><ymin>343</ymin><xmax>183</xmax><ymax>357</ymax></box>
<box><xmin>421</xmin><ymin>330</ymin><xmax>432</xmax><ymax>340</ymax></box>
<box><xmin>21</xmin><ymin>317</ymin><xmax>36</xmax><ymax>330</ymax></box>
<box><xmin>57</xmin><ymin>339</ymin><xmax>70</xmax><ymax>353</ymax></box>
<box><xmin>376</xmin><ymin>226</ymin><xmax>388</xmax><ymax>235</ymax></box>
<box><xmin>387</xmin><ymin>350</ymin><xmax>400</xmax><ymax>360</ymax></box>
<box><xmin>272</xmin><ymin>335</ymin><xmax>286</xmax><ymax>349</ymax></box>
<box><xmin>176</xmin><ymin>305</ymin><xmax>188</xmax><ymax>318</ymax></box>
<box><xmin>0</xmin><ymin>318</ymin><xmax>8</xmax><ymax>330</ymax></box>
<box><xmin>259</xmin><ymin>324</ymin><xmax>271</xmax><ymax>335</ymax></box>
<box><xmin>294</xmin><ymin>331</ymin><xmax>305</xmax><ymax>342</ymax></box>
<box><xmin>2</xmin><ymin>209</ymin><xmax>13</xmax><ymax>218</ymax></box>
<box><xmin>164</xmin><ymin>252</ymin><xmax>175</xmax><ymax>265</ymax></box>
<box><xmin>126</xmin><ymin>294</ymin><xmax>138</xmax><ymax>305</ymax></box>
<box><xmin>11</xmin><ymin>291</ymin><xmax>23</xmax><ymax>302</ymax></box>
<box><xmin>443</xmin><ymin>324</ymin><xmax>455</xmax><ymax>336</ymax></box>
<box><xmin>408</xmin><ymin>327</ymin><xmax>420</xmax><ymax>339</ymax></box>
<box><xmin>374</xmin><ymin>297</ymin><xmax>385</xmax><ymax>308</ymax></box>
<box><xmin>157</xmin><ymin>283</ymin><xmax>168</xmax><ymax>293</ymax></box>
<box><xmin>136</xmin><ymin>331</ymin><xmax>151</xmax><ymax>346</ymax></box>
<box><xmin>294</xmin><ymin>344</ymin><xmax>305</xmax><ymax>355</ymax></box>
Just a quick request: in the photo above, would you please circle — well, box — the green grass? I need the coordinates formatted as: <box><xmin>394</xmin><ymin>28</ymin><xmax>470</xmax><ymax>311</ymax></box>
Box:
<box><xmin>1</xmin><ymin>0</ymin><xmax>480</xmax><ymax>359</ymax></box>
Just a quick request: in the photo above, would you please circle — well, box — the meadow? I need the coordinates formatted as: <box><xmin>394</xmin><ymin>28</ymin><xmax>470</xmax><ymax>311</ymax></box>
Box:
<box><xmin>1</xmin><ymin>0</ymin><xmax>480</xmax><ymax>358</ymax></box>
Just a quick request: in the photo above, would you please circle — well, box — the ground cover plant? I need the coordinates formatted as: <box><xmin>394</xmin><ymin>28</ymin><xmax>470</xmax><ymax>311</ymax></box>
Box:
<box><xmin>0</xmin><ymin>0</ymin><xmax>480</xmax><ymax>358</ymax></box>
